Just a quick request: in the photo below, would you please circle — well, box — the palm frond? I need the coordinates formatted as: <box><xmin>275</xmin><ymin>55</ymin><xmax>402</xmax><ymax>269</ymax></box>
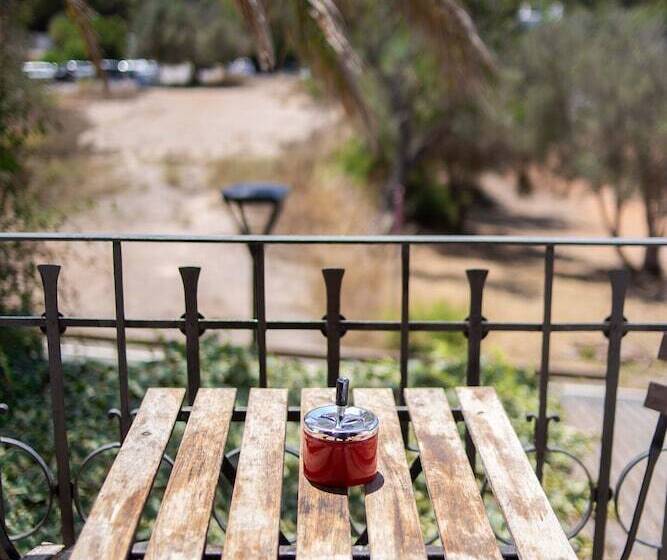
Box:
<box><xmin>306</xmin><ymin>0</ymin><xmax>363</xmax><ymax>78</ymax></box>
<box><xmin>234</xmin><ymin>0</ymin><xmax>276</xmax><ymax>71</ymax></box>
<box><xmin>64</xmin><ymin>0</ymin><xmax>109</xmax><ymax>92</ymax></box>
<box><xmin>296</xmin><ymin>0</ymin><xmax>377</xmax><ymax>143</ymax></box>
<box><xmin>400</xmin><ymin>0</ymin><xmax>495</xmax><ymax>80</ymax></box>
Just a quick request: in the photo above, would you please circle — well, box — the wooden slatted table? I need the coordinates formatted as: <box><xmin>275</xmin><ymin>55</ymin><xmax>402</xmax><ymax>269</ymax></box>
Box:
<box><xmin>62</xmin><ymin>386</ymin><xmax>576</xmax><ymax>560</ymax></box>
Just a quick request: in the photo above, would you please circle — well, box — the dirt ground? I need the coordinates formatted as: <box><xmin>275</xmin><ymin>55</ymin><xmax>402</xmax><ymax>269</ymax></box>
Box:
<box><xmin>47</xmin><ymin>75</ymin><xmax>665</xmax><ymax>387</ymax></box>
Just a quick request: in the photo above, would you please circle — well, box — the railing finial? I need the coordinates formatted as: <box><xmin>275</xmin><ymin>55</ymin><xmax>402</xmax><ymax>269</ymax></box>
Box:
<box><xmin>179</xmin><ymin>266</ymin><xmax>203</xmax><ymax>405</ymax></box>
<box><xmin>323</xmin><ymin>268</ymin><xmax>345</xmax><ymax>387</ymax></box>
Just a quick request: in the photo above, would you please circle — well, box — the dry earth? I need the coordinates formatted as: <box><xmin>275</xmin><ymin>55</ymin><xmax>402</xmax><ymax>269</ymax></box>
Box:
<box><xmin>41</xmin><ymin>75</ymin><xmax>665</xmax><ymax>559</ymax></box>
<box><xmin>48</xmin><ymin>75</ymin><xmax>665</xmax><ymax>383</ymax></box>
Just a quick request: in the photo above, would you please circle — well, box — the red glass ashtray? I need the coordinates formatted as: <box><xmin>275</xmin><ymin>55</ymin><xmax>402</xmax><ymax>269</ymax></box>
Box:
<box><xmin>302</xmin><ymin>378</ymin><xmax>379</xmax><ymax>488</ymax></box>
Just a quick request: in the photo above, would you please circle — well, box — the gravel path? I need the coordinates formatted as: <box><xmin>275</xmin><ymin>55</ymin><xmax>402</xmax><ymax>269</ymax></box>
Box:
<box><xmin>58</xmin><ymin>77</ymin><xmax>337</xmax><ymax>349</ymax></box>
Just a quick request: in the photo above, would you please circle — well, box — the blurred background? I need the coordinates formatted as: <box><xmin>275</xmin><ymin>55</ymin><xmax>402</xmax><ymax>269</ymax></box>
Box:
<box><xmin>2</xmin><ymin>0</ymin><xmax>664</xmax><ymax>366</ymax></box>
<box><xmin>0</xmin><ymin>0</ymin><xmax>666</xmax><ymax>556</ymax></box>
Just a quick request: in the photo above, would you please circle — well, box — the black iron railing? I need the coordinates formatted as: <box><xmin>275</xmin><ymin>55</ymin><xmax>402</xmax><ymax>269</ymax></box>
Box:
<box><xmin>0</xmin><ymin>233</ymin><xmax>665</xmax><ymax>560</ymax></box>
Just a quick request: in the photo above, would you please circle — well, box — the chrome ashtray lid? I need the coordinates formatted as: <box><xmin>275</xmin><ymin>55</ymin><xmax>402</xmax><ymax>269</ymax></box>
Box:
<box><xmin>303</xmin><ymin>378</ymin><xmax>379</xmax><ymax>442</ymax></box>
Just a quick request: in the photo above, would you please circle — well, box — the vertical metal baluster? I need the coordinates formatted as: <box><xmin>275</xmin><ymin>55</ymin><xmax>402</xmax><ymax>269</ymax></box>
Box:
<box><xmin>179</xmin><ymin>267</ymin><xmax>202</xmax><ymax>405</ymax></box>
<box><xmin>535</xmin><ymin>245</ymin><xmax>555</xmax><ymax>482</ymax></box>
<box><xmin>38</xmin><ymin>265</ymin><xmax>75</xmax><ymax>546</ymax></box>
<box><xmin>249</xmin><ymin>243</ymin><xmax>258</xmax><ymax>347</ymax></box>
<box><xmin>399</xmin><ymin>244</ymin><xmax>410</xmax><ymax>444</ymax></box>
<box><xmin>619</xmin><ymin>414</ymin><xmax>666</xmax><ymax>560</ymax></box>
<box><xmin>0</xmin><ymin>467</ymin><xmax>4</xmax><ymax>532</ymax></box>
<box><xmin>323</xmin><ymin>269</ymin><xmax>344</xmax><ymax>387</ymax></box>
<box><xmin>592</xmin><ymin>269</ymin><xmax>629</xmax><ymax>560</ymax></box>
<box><xmin>654</xmin><ymin>334</ymin><xmax>666</xmax><ymax>560</ymax></box>
<box><xmin>252</xmin><ymin>243</ymin><xmax>268</xmax><ymax>387</ymax></box>
<box><xmin>400</xmin><ymin>244</ymin><xmax>410</xmax><ymax>393</ymax></box>
<box><xmin>0</xmin><ymin>405</ymin><xmax>7</xmax><ymax>528</ymax></box>
<box><xmin>465</xmin><ymin>269</ymin><xmax>488</xmax><ymax>469</ymax></box>
<box><xmin>660</xmin><ymin>487</ymin><xmax>667</xmax><ymax>560</ymax></box>
<box><xmin>0</xmin><ymin>496</ymin><xmax>18</xmax><ymax>560</ymax></box>
<box><xmin>112</xmin><ymin>241</ymin><xmax>131</xmax><ymax>441</ymax></box>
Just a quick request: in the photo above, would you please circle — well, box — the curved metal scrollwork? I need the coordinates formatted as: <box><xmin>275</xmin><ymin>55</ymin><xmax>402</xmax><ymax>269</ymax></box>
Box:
<box><xmin>214</xmin><ymin>445</ymin><xmax>300</xmax><ymax>545</ymax></box>
<box><xmin>1</xmin><ymin>402</ymin><xmax>57</xmax><ymax>557</ymax></box>
<box><xmin>481</xmin><ymin>446</ymin><xmax>595</xmax><ymax>545</ymax></box>
<box><xmin>72</xmin><ymin>442</ymin><xmax>175</xmax><ymax>523</ymax></box>
<box><xmin>400</xmin><ymin>451</ymin><xmax>440</xmax><ymax>545</ymax></box>
<box><xmin>1</xmin><ymin>404</ymin><xmax>20</xmax><ymax>560</ymax></box>
<box><xmin>613</xmin><ymin>447</ymin><xmax>667</xmax><ymax>550</ymax></box>
<box><xmin>72</xmin><ymin>442</ymin><xmax>120</xmax><ymax>521</ymax></box>
<box><xmin>0</xmin><ymin>436</ymin><xmax>56</xmax><ymax>542</ymax></box>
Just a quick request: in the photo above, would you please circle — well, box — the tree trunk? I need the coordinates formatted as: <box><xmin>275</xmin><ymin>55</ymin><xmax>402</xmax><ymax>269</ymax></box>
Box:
<box><xmin>447</xmin><ymin>168</ymin><xmax>473</xmax><ymax>233</ymax></box>
<box><xmin>65</xmin><ymin>0</ymin><xmax>109</xmax><ymax>95</ymax></box>
<box><xmin>642</xmin><ymin>245</ymin><xmax>662</xmax><ymax>278</ymax></box>
<box><xmin>385</xmin><ymin>112</ymin><xmax>410</xmax><ymax>233</ymax></box>
<box><xmin>595</xmin><ymin>188</ymin><xmax>637</xmax><ymax>272</ymax></box>
<box><xmin>638</xmin><ymin>171</ymin><xmax>663</xmax><ymax>278</ymax></box>
<box><xmin>641</xmin><ymin>197</ymin><xmax>662</xmax><ymax>278</ymax></box>
<box><xmin>385</xmin><ymin>159</ymin><xmax>406</xmax><ymax>233</ymax></box>
<box><xmin>517</xmin><ymin>164</ymin><xmax>533</xmax><ymax>197</ymax></box>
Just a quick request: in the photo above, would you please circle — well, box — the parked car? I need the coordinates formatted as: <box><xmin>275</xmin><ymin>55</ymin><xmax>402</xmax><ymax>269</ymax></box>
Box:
<box><xmin>227</xmin><ymin>57</ymin><xmax>256</xmax><ymax>77</ymax></box>
<box><xmin>118</xmin><ymin>59</ymin><xmax>159</xmax><ymax>85</ymax></box>
<box><xmin>197</xmin><ymin>65</ymin><xmax>226</xmax><ymax>85</ymax></box>
<box><xmin>66</xmin><ymin>60</ymin><xmax>96</xmax><ymax>80</ymax></box>
<box><xmin>101</xmin><ymin>59</ymin><xmax>123</xmax><ymax>79</ymax></box>
<box><xmin>54</xmin><ymin>62</ymin><xmax>73</xmax><ymax>81</ymax></box>
<box><xmin>159</xmin><ymin>62</ymin><xmax>193</xmax><ymax>86</ymax></box>
<box><xmin>22</xmin><ymin>61</ymin><xmax>57</xmax><ymax>80</ymax></box>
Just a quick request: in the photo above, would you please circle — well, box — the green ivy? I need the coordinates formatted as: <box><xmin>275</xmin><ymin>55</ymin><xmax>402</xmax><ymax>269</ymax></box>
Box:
<box><xmin>0</xmin><ymin>335</ymin><xmax>591</xmax><ymax>552</ymax></box>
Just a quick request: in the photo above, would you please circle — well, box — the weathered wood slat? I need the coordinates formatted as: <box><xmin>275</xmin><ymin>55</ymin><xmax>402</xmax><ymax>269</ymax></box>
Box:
<box><xmin>222</xmin><ymin>388</ymin><xmax>287</xmax><ymax>560</ymax></box>
<box><xmin>70</xmin><ymin>388</ymin><xmax>184</xmax><ymax>560</ymax></box>
<box><xmin>297</xmin><ymin>388</ymin><xmax>352</xmax><ymax>560</ymax></box>
<box><xmin>144</xmin><ymin>388</ymin><xmax>236</xmax><ymax>560</ymax></box>
<box><xmin>405</xmin><ymin>388</ymin><xmax>502</xmax><ymax>560</ymax></box>
<box><xmin>23</xmin><ymin>544</ymin><xmax>65</xmax><ymax>559</ymax></box>
<box><xmin>457</xmin><ymin>387</ymin><xmax>577</xmax><ymax>560</ymax></box>
<box><xmin>353</xmin><ymin>388</ymin><xmax>426</xmax><ymax>560</ymax></box>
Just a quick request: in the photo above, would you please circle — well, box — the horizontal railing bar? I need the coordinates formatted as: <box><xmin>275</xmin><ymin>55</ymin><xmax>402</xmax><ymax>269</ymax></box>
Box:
<box><xmin>178</xmin><ymin>405</ymin><xmax>464</xmax><ymax>423</ymax></box>
<box><xmin>125</xmin><ymin>542</ymin><xmax>519</xmax><ymax>559</ymax></box>
<box><xmin>0</xmin><ymin>317</ymin><xmax>44</xmax><ymax>326</ymax></box>
<box><xmin>0</xmin><ymin>232</ymin><xmax>664</xmax><ymax>246</ymax></box>
<box><xmin>124</xmin><ymin>543</ymin><xmax>518</xmax><ymax>560</ymax></box>
<box><xmin>0</xmin><ymin>317</ymin><xmax>664</xmax><ymax>332</ymax></box>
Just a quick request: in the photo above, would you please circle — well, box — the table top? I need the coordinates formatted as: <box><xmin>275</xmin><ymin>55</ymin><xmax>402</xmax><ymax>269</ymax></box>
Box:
<box><xmin>67</xmin><ymin>386</ymin><xmax>576</xmax><ymax>560</ymax></box>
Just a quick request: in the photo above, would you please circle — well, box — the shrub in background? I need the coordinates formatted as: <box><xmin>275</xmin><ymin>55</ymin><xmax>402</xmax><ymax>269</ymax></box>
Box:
<box><xmin>45</xmin><ymin>12</ymin><xmax>127</xmax><ymax>62</ymax></box>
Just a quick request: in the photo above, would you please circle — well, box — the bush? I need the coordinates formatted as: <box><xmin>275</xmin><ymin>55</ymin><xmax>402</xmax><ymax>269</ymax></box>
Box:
<box><xmin>132</xmin><ymin>0</ymin><xmax>253</xmax><ymax>67</ymax></box>
<box><xmin>45</xmin><ymin>12</ymin><xmax>127</xmax><ymax>62</ymax></box>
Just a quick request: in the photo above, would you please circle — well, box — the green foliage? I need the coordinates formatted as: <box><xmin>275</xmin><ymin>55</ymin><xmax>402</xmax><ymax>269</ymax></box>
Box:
<box><xmin>333</xmin><ymin>136</ymin><xmax>381</xmax><ymax>185</ymax></box>
<box><xmin>506</xmin><ymin>7</ymin><xmax>666</xmax><ymax>272</ymax></box>
<box><xmin>387</xmin><ymin>298</ymin><xmax>466</xmax><ymax>352</ymax></box>
<box><xmin>132</xmin><ymin>0</ymin><xmax>253</xmax><ymax>66</ymax></box>
<box><xmin>313</xmin><ymin>1</ymin><xmax>512</xmax><ymax>232</ymax></box>
<box><xmin>45</xmin><ymin>12</ymin><xmax>127</xmax><ymax>62</ymax></box>
<box><xmin>1</xmin><ymin>333</ymin><xmax>590</xmax><ymax>552</ymax></box>
<box><xmin>19</xmin><ymin>0</ymin><xmax>134</xmax><ymax>31</ymax></box>
<box><xmin>0</xmin><ymin>2</ymin><xmax>54</xmax><ymax>320</ymax></box>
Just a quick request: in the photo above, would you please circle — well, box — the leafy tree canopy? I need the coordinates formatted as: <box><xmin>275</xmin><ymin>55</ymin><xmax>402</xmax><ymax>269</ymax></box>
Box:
<box><xmin>506</xmin><ymin>6</ymin><xmax>666</xmax><ymax>275</ymax></box>
<box><xmin>19</xmin><ymin>0</ymin><xmax>134</xmax><ymax>31</ymax></box>
<box><xmin>45</xmin><ymin>11</ymin><xmax>127</xmax><ymax>61</ymax></box>
<box><xmin>132</xmin><ymin>0</ymin><xmax>253</xmax><ymax>66</ymax></box>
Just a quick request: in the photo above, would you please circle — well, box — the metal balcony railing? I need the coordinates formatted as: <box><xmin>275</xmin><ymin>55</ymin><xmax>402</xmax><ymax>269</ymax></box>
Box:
<box><xmin>0</xmin><ymin>233</ymin><xmax>665</xmax><ymax>560</ymax></box>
